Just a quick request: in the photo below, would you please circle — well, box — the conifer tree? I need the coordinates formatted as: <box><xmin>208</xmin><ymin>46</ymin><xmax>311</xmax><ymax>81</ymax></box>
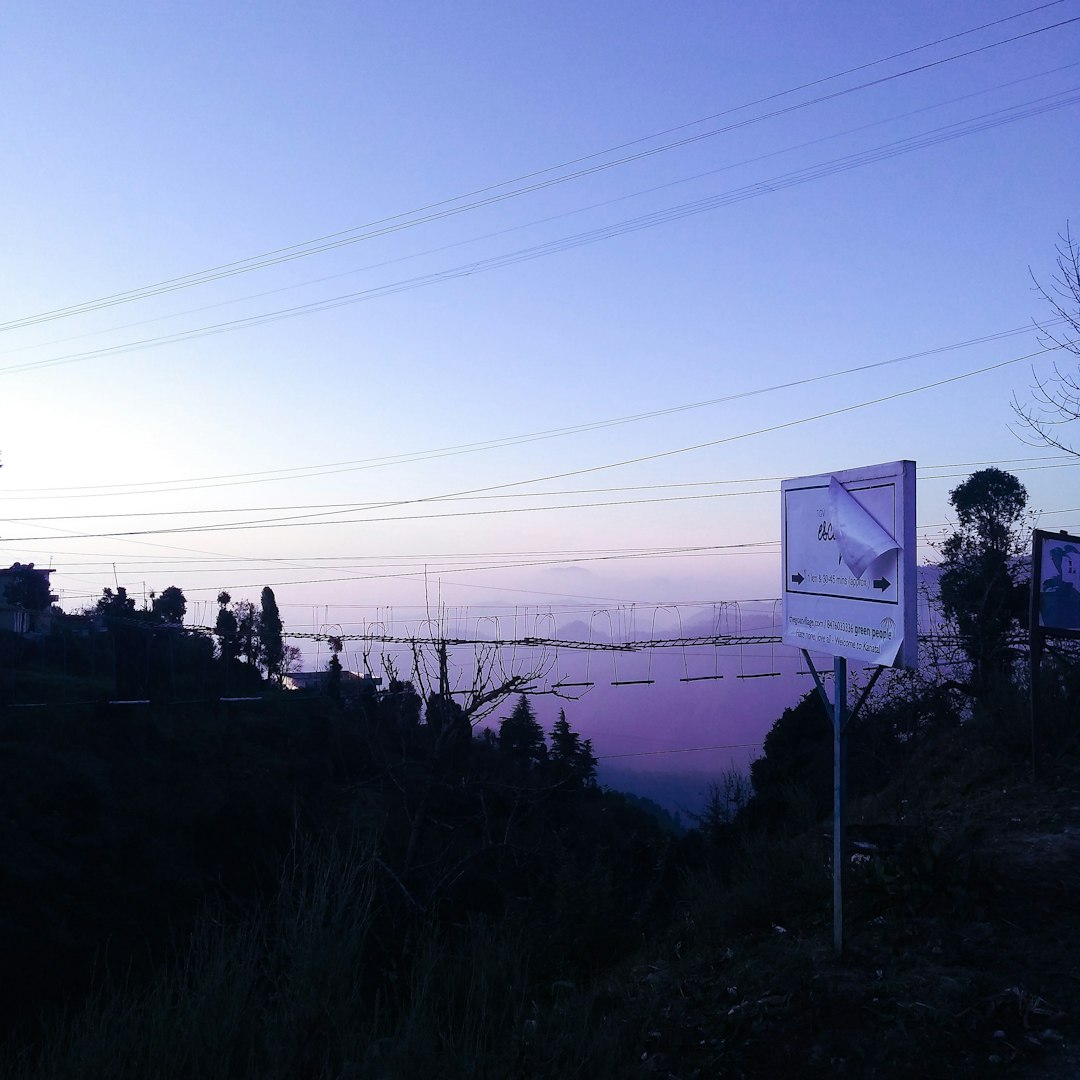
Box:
<box><xmin>498</xmin><ymin>694</ymin><xmax>547</xmax><ymax>769</ymax></box>
<box><xmin>327</xmin><ymin>651</ymin><xmax>343</xmax><ymax>702</ymax></box>
<box><xmin>259</xmin><ymin>586</ymin><xmax>285</xmax><ymax>684</ymax></box>
<box><xmin>550</xmin><ymin>709</ymin><xmax>598</xmax><ymax>787</ymax></box>
<box><xmin>214</xmin><ymin>591</ymin><xmax>238</xmax><ymax>664</ymax></box>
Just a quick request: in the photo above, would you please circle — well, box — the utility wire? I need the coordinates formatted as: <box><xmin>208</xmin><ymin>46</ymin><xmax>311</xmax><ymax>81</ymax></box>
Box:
<box><xmin>3</xmin><ymin>2</ymin><xmax>1071</xmax><ymax>333</ymax></box>
<box><xmin>5</xmin><ymin>83</ymin><xmax>1078</xmax><ymax>380</ymax></box>
<box><xmin>1</xmin><ymin>319</ymin><xmax>1065</xmax><ymax>498</ymax></box>
<box><xmin>9</xmin><ymin>59</ymin><xmax>1077</xmax><ymax>366</ymax></box>
<box><xmin>597</xmin><ymin>743</ymin><xmax>763</xmax><ymax>760</ymax></box>
<box><xmin>0</xmin><ymin>344</ymin><xmax>1062</xmax><ymax>543</ymax></box>
<box><xmin>7</xmin><ymin>457</ymin><xmax>1076</xmax><ymax>524</ymax></box>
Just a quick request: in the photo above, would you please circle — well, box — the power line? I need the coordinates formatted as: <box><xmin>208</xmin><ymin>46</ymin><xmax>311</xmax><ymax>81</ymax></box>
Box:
<box><xmin>597</xmin><ymin>743</ymin><xmax>763</xmax><ymax>761</ymax></box>
<box><xmin>33</xmin><ymin>503</ymin><xmax>1078</xmax><ymax>601</ymax></box>
<box><xmin>6</xmin><ymin>83</ymin><xmax>1078</xmax><ymax>380</ymax></box>
<box><xmin>3</xmin><ymin>321</ymin><xmax>1062</xmax><ymax>499</ymax></box>
<box><xmin>3</xmin><ymin>318</ymin><xmax>1068</xmax><ymax>499</ymax></box>
<box><xmin>3</xmin><ymin>2</ymin><xmax>1070</xmax><ymax>334</ymax></box>
<box><xmin>1</xmin><ymin>343</ymin><xmax>1058</xmax><ymax>543</ymax></box>
<box><xmin>6</xmin><ymin>457</ymin><xmax>1076</xmax><ymax>525</ymax></box>
<box><xmin>10</xmin><ymin>60</ymin><xmax>1077</xmax><ymax>370</ymax></box>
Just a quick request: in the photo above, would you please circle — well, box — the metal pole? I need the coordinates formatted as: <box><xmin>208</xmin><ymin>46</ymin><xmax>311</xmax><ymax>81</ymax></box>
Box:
<box><xmin>833</xmin><ymin>654</ymin><xmax>848</xmax><ymax>956</ymax></box>
<box><xmin>1030</xmin><ymin>632</ymin><xmax>1042</xmax><ymax>780</ymax></box>
<box><xmin>1029</xmin><ymin>531</ymin><xmax>1043</xmax><ymax>781</ymax></box>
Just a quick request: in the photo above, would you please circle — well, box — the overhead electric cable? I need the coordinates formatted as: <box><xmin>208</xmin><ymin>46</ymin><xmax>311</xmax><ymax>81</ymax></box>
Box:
<box><xmin>0</xmin><ymin>344</ymin><xmax>1059</xmax><ymax>543</ymax></box>
<box><xmin>9</xmin><ymin>59</ymin><xmax>1077</xmax><ymax>365</ymax></box>
<box><xmin>0</xmin><ymin>319</ymin><xmax>1064</xmax><ymax>498</ymax></box>
<box><xmin>597</xmin><ymin>743</ymin><xmax>763</xmax><ymax>760</ymax></box>
<box><xmin>1</xmin><ymin>4</ymin><xmax>1074</xmax><ymax>333</ymax></box>
<box><xmin>10</xmin><ymin>457</ymin><xmax>1077</xmax><ymax>525</ymax></box>
<box><xmin>5</xmin><ymin>83</ymin><xmax>1078</xmax><ymax>381</ymax></box>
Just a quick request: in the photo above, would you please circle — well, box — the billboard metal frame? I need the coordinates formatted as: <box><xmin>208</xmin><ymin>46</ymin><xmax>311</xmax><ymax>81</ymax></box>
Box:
<box><xmin>780</xmin><ymin>460</ymin><xmax>916</xmax><ymax>955</ymax></box>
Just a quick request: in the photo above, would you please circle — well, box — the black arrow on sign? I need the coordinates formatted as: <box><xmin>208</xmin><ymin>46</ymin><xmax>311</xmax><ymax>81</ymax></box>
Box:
<box><xmin>791</xmin><ymin>572</ymin><xmax>805</xmax><ymax>585</ymax></box>
<box><xmin>873</xmin><ymin>577</ymin><xmax>891</xmax><ymax>592</ymax></box>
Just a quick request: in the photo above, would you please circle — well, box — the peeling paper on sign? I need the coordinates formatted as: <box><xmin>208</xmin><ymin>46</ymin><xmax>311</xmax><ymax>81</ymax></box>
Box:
<box><xmin>828</xmin><ymin>477</ymin><xmax>900</xmax><ymax>579</ymax></box>
<box><xmin>876</xmin><ymin>633</ymin><xmax>903</xmax><ymax>668</ymax></box>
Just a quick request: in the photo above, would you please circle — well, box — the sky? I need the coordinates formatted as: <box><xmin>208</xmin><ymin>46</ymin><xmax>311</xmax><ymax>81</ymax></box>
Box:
<box><xmin>2</xmin><ymin>2</ymin><xmax>1078</xmax><ymax>782</ymax></box>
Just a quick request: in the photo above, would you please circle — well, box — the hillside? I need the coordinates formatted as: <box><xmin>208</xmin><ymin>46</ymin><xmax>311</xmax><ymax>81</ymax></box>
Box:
<box><xmin>635</xmin><ymin>734</ymin><xmax>1080</xmax><ymax>1078</ymax></box>
<box><xmin>0</xmin><ymin>673</ymin><xmax>1077</xmax><ymax>1077</ymax></box>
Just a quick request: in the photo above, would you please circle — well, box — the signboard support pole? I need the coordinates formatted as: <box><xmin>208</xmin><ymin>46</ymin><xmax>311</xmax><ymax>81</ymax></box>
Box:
<box><xmin>802</xmin><ymin>649</ymin><xmax>831</xmax><ymax>714</ymax></box>
<box><xmin>1029</xmin><ymin>629</ymin><xmax>1042</xmax><ymax>781</ymax></box>
<box><xmin>832</xmin><ymin>655</ymin><xmax>847</xmax><ymax>957</ymax></box>
<box><xmin>785</xmin><ymin>462</ymin><xmax>918</xmax><ymax>957</ymax></box>
<box><xmin>802</xmin><ymin>649</ymin><xmax>849</xmax><ymax>956</ymax></box>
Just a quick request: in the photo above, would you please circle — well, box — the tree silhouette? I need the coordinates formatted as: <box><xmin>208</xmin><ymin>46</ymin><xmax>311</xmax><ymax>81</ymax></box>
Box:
<box><xmin>95</xmin><ymin>586</ymin><xmax>137</xmax><ymax>620</ymax></box>
<box><xmin>233</xmin><ymin>600</ymin><xmax>259</xmax><ymax>668</ymax></box>
<box><xmin>938</xmin><ymin>468</ymin><xmax>1030</xmax><ymax>705</ymax></box>
<box><xmin>498</xmin><ymin>694</ymin><xmax>547</xmax><ymax>770</ymax></box>
<box><xmin>214</xmin><ymin>591</ymin><xmax>238</xmax><ymax>663</ymax></box>
<box><xmin>1013</xmin><ymin>225</ymin><xmax>1080</xmax><ymax>455</ymax></box>
<box><xmin>2</xmin><ymin>563</ymin><xmax>56</xmax><ymax>611</ymax></box>
<box><xmin>549</xmin><ymin>709</ymin><xmax>598</xmax><ymax>787</ymax></box>
<box><xmin>742</xmin><ymin>692</ymin><xmax>832</xmax><ymax>832</ymax></box>
<box><xmin>259</xmin><ymin>588</ymin><xmax>284</xmax><ymax>684</ymax></box>
<box><xmin>94</xmin><ymin>587</ymin><xmax>152</xmax><ymax>698</ymax></box>
<box><xmin>151</xmin><ymin>586</ymin><xmax>186</xmax><ymax>625</ymax></box>
<box><xmin>326</xmin><ymin>652</ymin><xmax>343</xmax><ymax>703</ymax></box>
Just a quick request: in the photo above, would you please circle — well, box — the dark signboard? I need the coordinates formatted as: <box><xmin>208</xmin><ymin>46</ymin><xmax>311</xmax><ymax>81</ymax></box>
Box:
<box><xmin>1032</xmin><ymin>529</ymin><xmax>1080</xmax><ymax>638</ymax></box>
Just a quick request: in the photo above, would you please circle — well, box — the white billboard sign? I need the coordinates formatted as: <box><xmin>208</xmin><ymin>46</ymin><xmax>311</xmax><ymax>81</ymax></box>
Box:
<box><xmin>782</xmin><ymin>460</ymin><xmax>916</xmax><ymax>668</ymax></box>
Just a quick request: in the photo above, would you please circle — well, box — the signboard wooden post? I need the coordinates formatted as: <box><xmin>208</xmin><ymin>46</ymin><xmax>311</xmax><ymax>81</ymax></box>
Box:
<box><xmin>781</xmin><ymin>461</ymin><xmax>916</xmax><ymax>955</ymax></box>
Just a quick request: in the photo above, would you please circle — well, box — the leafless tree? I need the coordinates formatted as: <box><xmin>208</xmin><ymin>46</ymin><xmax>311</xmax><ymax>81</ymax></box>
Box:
<box><xmin>409</xmin><ymin>634</ymin><xmax>555</xmax><ymax>729</ymax></box>
<box><xmin>1013</xmin><ymin>225</ymin><xmax>1080</xmax><ymax>455</ymax></box>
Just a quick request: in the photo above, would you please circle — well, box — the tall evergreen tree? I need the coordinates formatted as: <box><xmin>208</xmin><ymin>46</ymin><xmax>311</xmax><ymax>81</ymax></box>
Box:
<box><xmin>259</xmin><ymin>587</ymin><xmax>284</xmax><ymax>684</ymax></box>
<box><xmin>233</xmin><ymin>600</ymin><xmax>260</xmax><ymax>668</ymax></box>
<box><xmin>214</xmin><ymin>591</ymin><xmax>238</xmax><ymax>664</ymax></box>
<box><xmin>326</xmin><ymin>651</ymin><xmax>343</xmax><ymax>702</ymax></box>
<box><xmin>550</xmin><ymin>709</ymin><xmax>598</xmax><ymax>787</ymax></box>
<box><xmin>498</xmin><ymin>694</ymin><xmax>547</xmax><ymax>769</ymax></box>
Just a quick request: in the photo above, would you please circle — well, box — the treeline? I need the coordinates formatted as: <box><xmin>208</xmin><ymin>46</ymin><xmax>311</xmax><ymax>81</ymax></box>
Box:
<box><xmin>0</xmin><ymin>584</ymin><xmax>290</xmax><ymax>704</ymax></box>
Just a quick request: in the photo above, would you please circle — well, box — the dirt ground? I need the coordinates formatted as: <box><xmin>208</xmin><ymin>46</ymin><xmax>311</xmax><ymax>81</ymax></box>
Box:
<box><xmin>632</xmin><ymin>747</ymin><xmax>1080</xmax><ymax>1078</ymax></box>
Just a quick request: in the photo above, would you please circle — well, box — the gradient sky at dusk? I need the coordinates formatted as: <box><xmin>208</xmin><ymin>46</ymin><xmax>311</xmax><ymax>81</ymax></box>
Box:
<box><xmin>2</xmin><ymin>2</ymin><xmax>1078</xmax><ymax>775</ymax></box>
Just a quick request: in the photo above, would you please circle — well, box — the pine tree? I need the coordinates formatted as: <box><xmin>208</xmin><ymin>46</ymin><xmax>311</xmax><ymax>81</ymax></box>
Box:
<box><xmin>259</xmin><ymin>587</ymin><xmax>285</xmax><ymax>684</ymax></box>
<box><xmin>498</xmin><ymin>694</ymin><xmax>547</xmax><ymax>769</ymax></box>
<box><xmin>550</xmin><ymin>709</ymin><xmax>598</xmax><ymax>787</ymax></box>
<box><xmin>327</xmin><ymin>651</ymin><xmax>343</xmax><ymax>702</ymax></box>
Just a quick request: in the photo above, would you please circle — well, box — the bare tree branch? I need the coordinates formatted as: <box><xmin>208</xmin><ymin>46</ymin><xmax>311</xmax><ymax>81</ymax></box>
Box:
<box><xmin>1013</xmin><ymin>224</ymin><xmax>1080</xmax><ymax>456</ymax></box>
